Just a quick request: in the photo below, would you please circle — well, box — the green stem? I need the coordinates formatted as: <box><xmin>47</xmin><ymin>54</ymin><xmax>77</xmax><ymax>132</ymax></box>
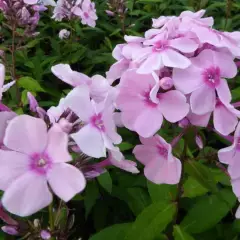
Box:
<box><xmin>48</xmin><ymin>203</ymin><xmax>55</xmax><ymax>240</ymax></box>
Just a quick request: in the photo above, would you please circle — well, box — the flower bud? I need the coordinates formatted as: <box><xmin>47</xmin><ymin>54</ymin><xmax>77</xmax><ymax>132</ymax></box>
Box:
<box><xmin>105</xmin><ymin>10</ymin><xmax>115</xmax><ymax>16</ymax></box>
<box><xmin>27</xmin><ymin>92</ymin><xmax>38</xmax><ymax>112</ymax></box>
<box><xmin>178</xmin><ymin>118</ymin><xmax>190</xmax><ymax>128</ymax></box>
<box><xmin>40</xmin><ymin>230</ymin><xmax>51</xmax><ymax>240</ymax></box>
<box><xmin>59</xmin><ymin>29</ymin><xmax>70</xmax><ymax>39</ymax></box>
<box><xmin>1</xmin><ymin>226</ymin><xmax>19</xmax><ymax>236</ymax></box>
<box><xmin>195</xmin><ymin>135</ymin><xmax>203</xmax><ymax>149</ymax></box>
<box><xmin>58</xmin><ymin>118</ymin><xmax>73</xmax><ymax>133</ymax></box>
<box><xmin>159</xmin><ymin>77</ymin><xmax>173</xmax><ymax>90</ymax></box>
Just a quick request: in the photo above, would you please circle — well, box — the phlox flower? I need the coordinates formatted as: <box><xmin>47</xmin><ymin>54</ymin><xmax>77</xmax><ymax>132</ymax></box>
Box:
<box><xmin>64</xmin><ymin>85</ymin><xmax>122</xmax><ymax>158</ymax></box>
<box><xmin>52</xmin><ymin>64</ymin><xmax>111</xmax><ymax>103</ymax></box>
<box><xmin>133</xmin><ymin>135</ymin><xmax>181</xmax><ymax>184</ymax></box>
<box><xmin>116</xmin><ymin>70</ymin><xmax>189</xmax><ymax>138</ymax></box>
<box><xmin>72</xmin><ymin>0</ymin><xmax>97</xmax><ymax>27</ymax></box>
<box><xmin>0</xmin><ymin>115</ymin><xmax>86</xmax><ymax>216</ymax></box>
<box><xmin>134</xmin><ymin>33</ymin><xmax>198</xmax><ymax>74</ymax></box>
<box><xmin>173</xmin><ymin>49</ymin><xmax>237</xmax><ymax>115</ymax></box>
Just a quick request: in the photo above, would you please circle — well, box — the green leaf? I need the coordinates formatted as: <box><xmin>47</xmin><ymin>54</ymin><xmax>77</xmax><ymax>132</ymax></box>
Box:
<box><xmin>119</xmin><ymin>142</ymin><xmax>134</xmax><ymax>151</ymax></box>
<box><xmin>184</xmin><ymin>161</ymin><xmax>218</xmax><ymax>193</ymax></box>
<box><xmin>89</xmin><ymin>223</ymin><xmax>132</xmax><ymax>240</ymax></box>
<box><xmin>97</xmin><ymin>171</ymin><xmax>112</xmax><ymax>194</ymax></box>
<box><xmin>18</xmin><ymin>77</ymin><xmax>45</xmax><ymax>92</ymax></box>
<box><xmin>173</xmin><ymin>225</ymin><xmax>195</xmax><ymax>240</ymax></box>
<box><xmin>181</xmin><ymin>189</ymin><xmax>236</xmax><ymax>233</ymax></box>
<box><xmin>183</xmin><ymin>177</ymin><xmax>208</xmax><ymax>198</ymax></box>
<box><xmin>124</xmin><ymin>202</ymin><xmax>176</xmax><ymax>240</ymax></box>
<box><xmin>147</xmin><ymin>181</ymin><xmax>177</xmax><ymax>202</ymax></box>
<box><xmin>84</xmin><ymin>181</ymin><xmax>99</xmax><ymax>218</ymax></box>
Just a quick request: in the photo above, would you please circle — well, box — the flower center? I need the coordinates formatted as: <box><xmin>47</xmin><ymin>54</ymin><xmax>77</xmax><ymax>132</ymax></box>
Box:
<box><xmin>91</xmin><ymin>114</ymin><xmax>105</xmax><ymax>131</ymax></box>
<box><xmin>84</xmin><ymin>12</ymin><xmax>89</xmax><ymax>18</ymax></box>
<box><xmin>202</xmin><ymin>66</ymin><xmax>220</xmax><ymax>88</ymax></box>
<box><xmin>153</xmin><ymin>40</ymin><xmax>168</xmax><ymax>52</ymax></box>
<box><xmin>158</xmin><ymin>145</ymin><xmax>168</xmax><ymax>159</ymax></box>
<box><xmin>142</xmin><ymin>90</ymin><xmax>158</xmax><ymax>107</ymax></box>
<box><xmin>30</xmin><ymin>154</ymin><xmax>52</xmax><ymax>175</ymax></box>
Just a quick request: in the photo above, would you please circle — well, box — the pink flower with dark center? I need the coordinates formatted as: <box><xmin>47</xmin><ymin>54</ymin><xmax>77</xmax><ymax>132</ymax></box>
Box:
<box><xmin>173</xmin><ymin>49</ymin><xmax>237</xmax><ymax>115</ymax></box>
<box><xmin>64</xmin><ymin>85</ymin><xmax>121</xmax><ymax>158</ymax></box>
<box><xmin>0</xmin><ymin>115</ymin><xmax>86</xmax><ymax>217</ymax></box>
<box><xmin>134</xmin><ymin>34</ymin><xmax>198</xmax><ymax>74</ymax></box>
<box><xmin>133</xmin><ymin>135</ymin><xmax>181</xmax><ymax>184</ymax></box>
<box><xmin>116</xmin><ymin>70</ymin><xmax>189</xmax><ymax>137</ymax></box>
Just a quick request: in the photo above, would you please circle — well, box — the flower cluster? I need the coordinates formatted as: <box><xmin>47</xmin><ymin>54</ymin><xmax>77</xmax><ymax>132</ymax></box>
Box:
<box><xmin>0</xmin><ymin>0</ymin><xmax>48</xmax><ymax>35</ymax></box>
<box><xmin>52</xmin><ymin>0</ymin><xmax>98</xmax><ymax>27</ymax></box>
<box><xmin>1</xmin><ymin>9</ymin><xmax>240</xmax><ymax>238</ymax></box>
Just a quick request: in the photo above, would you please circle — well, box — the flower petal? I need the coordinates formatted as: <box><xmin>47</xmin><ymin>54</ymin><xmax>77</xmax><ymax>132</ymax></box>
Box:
<box><xmin>4</xmin><ymin>115</ymin><xmax>47</xmax><ymax>155</ymax></box>
<box><xmin>159</xmin><ymin>90</ymin><xmax>189</xmax><ymax>122</ymax></box>
<box><xmin>48</xmin><ymin>163</ymin><xmax>86</xmax><ymax>202</ymax></box>
<box><xmin>190</xmin><ymin>85</ymin><xmax>216</xmax><ymax>115</ymax></box>
<box><xmin>162</xmin><ymin>49</ymin><xmax>191</xmax><ymax>69</ymax></box>
<box><xmin>216</xmin><ymin>78</ymin><xmax>232</xmax><ymax>104</ymax></box>
<box><xmin>169</xmin><ymin>38</ymin><xmax>198</xmax><ymax>53</ymax></box>
<box><xmin>0</xmin><ymin>111</ymin><xmax>16</xmax><ymax>144</ymax></box>
<box><xmin>71</xmin><ymin>124</ymin><xmax>105</xmax><ymax>158</ymax></box>
<box><xmin>2</xmin><ymin>172</ymin><xmax>52</xmax><ymax>217</ymax></box>
<box><xmin>137</xmin><ymin>53</ymin><xmax>162</xmax><ymax>74</ymax></box>
<box><xmin>46</xmin><ymin>125</ymin><xmax>72</xmax><ymax>163</ymax></box>
<box><xmin>213</xmin><ymin>103</ymin><xmax>238</xmax><ymax>136</ymax></box>
<box><xmin>0</xmin><ymin>150</ymin><xmax>29</xmax><ymax>191</ymax></box>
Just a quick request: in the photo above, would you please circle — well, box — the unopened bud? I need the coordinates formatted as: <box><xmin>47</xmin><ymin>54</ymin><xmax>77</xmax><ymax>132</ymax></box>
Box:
<box><xmin>159</xmin><ymin>77</ymin><xmax>173</xmax><ymax>90</ymax></box>
<box><xmin>33</xmin><ymin>219</ymin><xmax>40</xmax><ymax>228</ymax></box>
<box><xmin>27</xmin><ymin>92</ymin><xmax>38</xmax><ymax>112</ymax></box>
<box><xmin>195</xmin><ymin>135</ymin><xmax>203</xmax><ymax>149</ymax></box>
<box><xmin>105</xmin><ymin>10</ymin><xmax>115</xmax><ymax>16</ymax></box>
<box><xmin>1</xmin><ymin>226</ymin><xmax>19</xmax><ymax>236</ymax></box>
<box><xmin>40</xmin><ymin>230</ymin><xmax>51</xmax><ymax>240</ymax></box>
<box><xmin>178</xmin><ymin>118</ymin><xmax>190</xmax><ymax>128</ymax></box>
<box><xmin>58</xmin><ymin>118</ymin><xmax>73</xmax><ymax>133</ymax></box>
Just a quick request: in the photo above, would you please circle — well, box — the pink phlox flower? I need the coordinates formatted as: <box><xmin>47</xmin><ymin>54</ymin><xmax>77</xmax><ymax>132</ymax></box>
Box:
<box><xmin>173</xmin><ymin>49</ymin><xmax>237</xmax><ymax>115</ymax></box>
<box><xmin>116</xmin><ymin>70</ymin><xmax>189</xmax><ymax>137</ymax></box>
<box><xmin>106</xmin><ymin>42</ymin><xmax>142</xmax><ymax>83</ymax></box>
<box><xmin>72</xmin><ymin>0</ymin><xmax>97</xmax><ymax>27</ymax></box>
<box><xmin>0</xmin><ymin>115</ymin><xmax>86</xmax><ymax>217</ymax></box>
<box><xmin>64</xmin><ymin>85</ymin><xmax>122</xmax><ymax>158</ymax></box>
<box><xmin>133</xmin><ymin>135</ymin><xmax>182</xmax><ymax>184</ymax></box>
<box><xmin>52</xmin><ymin>64</ymin><xmax>111</xmax><ymax>103</ymax></box>
<box><xmin>134</xmin><ymin>32</ymin><xmax>198</xmax><ymax>74</ymax></box>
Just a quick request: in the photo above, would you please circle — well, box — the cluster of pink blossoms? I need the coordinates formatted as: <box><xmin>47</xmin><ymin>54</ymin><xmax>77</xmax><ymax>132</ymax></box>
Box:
<box><xmin>52</xmin><ymin>0</ymin><xmax>98</xmax><ymax>27</ymax></box>
<box><xmin>1</xmin><ymin>9</ymin><xmax>240</xmax><ymax>224</ymax></box>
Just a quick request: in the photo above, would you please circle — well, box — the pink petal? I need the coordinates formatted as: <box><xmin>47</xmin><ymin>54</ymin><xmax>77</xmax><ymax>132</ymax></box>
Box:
<box><xmin>218</xmin><ymin>144</ymin><xmax>238</xmax><ymax>165</ymax></box>
<box><xmin>23</xmin><ymin>0</ymin><xmax>38</xmax><ymax>4</ymax></box>
<box><xmin>162</xmin><ymin>49</ymin><xmax>191</xmax><ymax>69</ymax></box>
<box><xmin>144</xmin><ymin>157</ymin><xmax>182</xmax><ymax>184</ymax></box>
<box><xmin>45</xmin><ymin>124</ymin><xmax>72</xmax><ymax>163</ymax></box>
<box><xmin>188</xmin><ymin>111</ymin><xmax>211</xmax><ymax>127</ymax></box>
<box><xmin>228</xmin><ymin>157</ymin><xmax>240</xmax><ymax>179</ymax></box>
<box><xmin>47</xmin><ymin>163</ymin><xmax>86</xmax><ymax>202</ymax></box>
<box><xmin>4</xmin><ymin>115</ymin><xmax>47</xmax><ymax>155</ymax></box>
<box><xmin>64</xmin><ymin>85</ymin><xmax>94</xmax><ymax>122</ymax></box>
<box><xmin>172</xmin><ymin>65</ymin><xmax>203</xmax><ymax>94</ymax></box>
<box><xmin>137</xmin><ymin>53</ymin><xmax>162</xmax><ymax>74</ymax></box>
<box><xmin>133</xmin><ymin>145</ymin><xmax>159</xmax><ymax>165</ymax></box>
<box><xmin>102</xmin><ymin>107</ymin><xmax>122</xmax><ymax>144</ymax></box>
<box><xmin>213</xmin><ymin>51</ymin><xmax>237</xmax><ymax>78</ymax></box>
<box><xmin>159</xmin><ymin>90</ymin><xmax>189</xmax><ymax>122</ymax></box>
<box><xmin>0</xmin><ymin>150</ymin><xmax>29</xmax><ymax>191</ymax></box>
<box><xmin>191</xmin><ymin>49</ymin><xmax>215</xmax><ymax>69</ymax></box>
<box><xmin>0</xmin><ymin>112</ymin><xmax>16</xmax><ymax>143</ymax></box>
<box><xmin>133</xmin><ymin>108</ymin><xmax>163</xmax><ymax>137</ymax></box>
<box><xmin>190</xmin><ymin>85</ymin><xmax>216</xmax><ymax>115</ymax></box>
<box><xmin>232</xmin><ymin>178</ymin><xmax>240</xmax><ymax>198</ymax></box>
<box><xmin>213</xmin><ymin>103</ymin><xmax>238</xmax><ymax>136</ymax></box>
<box><xmin>2</xmin><ymin>173</ymin><xmax>52</xmax><ymax>217</ymax></box>
<box><xmin>216</xmin><ymin>79</ymin><xmax>231</xmax><ymax>104</ymax></box>
<box><xmin>169</xmin><ymin>38</ymin><xmax>198</xmax><ymax>53</ymax></box>
<box><xmin>112</xmin><ymin>44</ymin><xmax>125</xmax><ymax>60</ymax></box>
<box><xmin>71</xmin><ymin>124</ymin><xmax>105</xmax><ymax>158</ymax></box>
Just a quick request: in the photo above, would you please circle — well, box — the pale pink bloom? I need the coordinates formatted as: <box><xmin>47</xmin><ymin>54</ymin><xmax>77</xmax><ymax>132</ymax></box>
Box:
<box><xmin>173</xmin><ymin>49</ymin><xmax>237</xmax><ymax>115</ymax></box>
<box><xmin>72</xmin><ymin>0</ymin><xmax>97</xmax><ymax>27</ymax></box>
<box><xmin>47</xmin><ymin>97</ymin><xmax>66</xmax><ymax>123</ymax></box>
<box><xmin>106</xmin><ymin>43</ymin><xmax>142</xmax><ymax>83</ymax></box>
<box><xmin>65</xmin><ymin>85</ymin><xmax>122</xmax><ymax>158</ymax></box>
<box><xmin>218</xmin><ymin>122</ymin><xmax>240</xmax><ymax>166</ymax></box>
<box><xmin>116</xmin><ymin>70</ymin><xmax>189</xmax><ymax>137</ymax></box>
<box><xmin>52</xmin><ymin>64</ymin><xmax>111</xmax><ymax>102</ymax></box>
<box><xmin>58</xmin><ymin>29</ymin><xmax>70</xmax><ymax>39</ymax></box>
<box><xmin>135</xmin><ymin>34</ymin><xmax>198</xmax><ymax>74</ymax></box>
<box><xmin>23</xmin><ymin>0</ymin><xmax>38</xmax><ymax>4</ymax></box>
<box><xmin>133</xmin><ymin>135</ymin><xmax>182</xmax><ymax>184</ymax></box>
<box><xmin>0</xmin><ymin>115</ymin><xmax>86</xmax><ymax>216</ymax></box>
<box><xmin>108</xmin><ymin>148</ymin><xmax>139</xmax><ymax>174</ymax></box>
